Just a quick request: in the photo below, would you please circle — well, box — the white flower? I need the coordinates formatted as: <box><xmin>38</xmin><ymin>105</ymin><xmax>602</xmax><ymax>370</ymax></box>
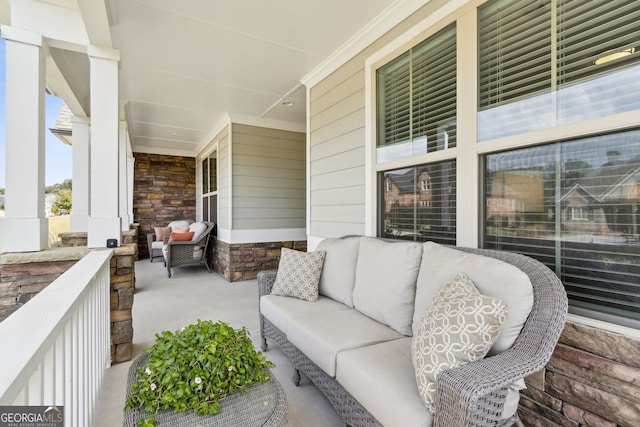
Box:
<box><xmin>150</xmin><ymin>383</ymin><xmax>157</xmax><ymax>391</ymax></box>
<box><xmin>194</xmin><ymin>377</ymin><xmax>202</xmax><ymax>384</ymax></box>
<box><xmin>228</xmin><ymin>365</ymin><xmax>235</xmax><ymax>372</ymax></box>
<box><xmin>145</xmin><ymin>368</ymin><xmax>152</xmax><ymax>375</ymax></box>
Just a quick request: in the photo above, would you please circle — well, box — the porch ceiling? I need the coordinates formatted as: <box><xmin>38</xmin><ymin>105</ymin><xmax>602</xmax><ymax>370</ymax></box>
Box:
<box><xmin>42</xmin><ymin>0</ymin><xmax>394</xmax><ymax>156</ymax></box>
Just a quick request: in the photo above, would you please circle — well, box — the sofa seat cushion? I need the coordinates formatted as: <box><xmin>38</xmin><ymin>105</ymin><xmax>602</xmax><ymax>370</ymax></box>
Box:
<box><xmin>316</xmin><ymin>237</ymin><xmax>360</xmax><ymax>307</ymax></box>
<box><xmin>150</xmin><ymin>240</ymin><xmax>164</xmax><ymax>250</ymax></box>
<box><xmin>336</xmin><ymin>338</ymin><xmax>433</xmax><ymax>427</ymax></box>
<box><xmin>260</xmin><ymin>294</ymin><xmax>350</xmax><ymax>335</ymax></box>
<box><xmin>414</xmin><ymin>242</ymin><xmax>533</xmax><ymax>356</ymax></box>
<box><xmin>287</xmin><ymin>309</ymin><xmax>403</xmax><ymax>377</ymax></box>
<box><xmin>352</xmin><ymin>237</ymin><xmax>423</xmax><ymax>336</ymax></box>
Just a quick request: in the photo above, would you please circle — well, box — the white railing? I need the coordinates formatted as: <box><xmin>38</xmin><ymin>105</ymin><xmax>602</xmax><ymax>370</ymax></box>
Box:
<box><xmin>0</xmin><ymin>249</ymin><xmax>112</xmax><ymax>427</ymax></box>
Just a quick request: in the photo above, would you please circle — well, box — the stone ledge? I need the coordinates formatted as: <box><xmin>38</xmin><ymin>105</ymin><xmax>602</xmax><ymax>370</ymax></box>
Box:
<box><xmin>0</xmin><ymin>244</ymin><xmax>136</xmax><ymax>265</ymax></box>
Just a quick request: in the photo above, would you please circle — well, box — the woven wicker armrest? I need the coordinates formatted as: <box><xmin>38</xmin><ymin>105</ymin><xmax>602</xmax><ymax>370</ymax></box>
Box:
<box><xmin>257</xmin><ymin>270</ymin><xmax>277</xmax><ymax>297</ymax></box>
<box><xmin>433</xmin><ymin>347</ymin><xmax>534</xmax><ymax>426</ymax></box>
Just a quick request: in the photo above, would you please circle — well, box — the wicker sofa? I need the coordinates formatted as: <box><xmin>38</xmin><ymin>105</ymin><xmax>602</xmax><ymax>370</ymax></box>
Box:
<box><xmin>258</xmin><ymin>236</ymin><xmax>567</xmax><ymax>427</ymax></box>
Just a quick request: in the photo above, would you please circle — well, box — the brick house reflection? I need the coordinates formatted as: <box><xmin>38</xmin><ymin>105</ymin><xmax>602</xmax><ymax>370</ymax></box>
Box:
<box><xmin>561</xmin><ymin>153</ymin><xmax>640</xmax><ymax>236</ymax></box>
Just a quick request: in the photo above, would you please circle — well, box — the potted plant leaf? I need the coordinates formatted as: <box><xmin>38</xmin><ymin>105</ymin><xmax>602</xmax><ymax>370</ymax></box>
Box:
<box><xmin>125</xmin><ymin>320</ymin><xmax>275</xmax><ymax>426</ymax></box>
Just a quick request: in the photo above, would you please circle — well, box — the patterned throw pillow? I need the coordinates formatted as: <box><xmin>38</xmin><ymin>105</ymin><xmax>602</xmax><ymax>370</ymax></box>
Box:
<box><xmin>412</xmin><ymin>272</ymin><xmax>508</xmax><ymax>412</ymax></box>
<box><xmin>270</xmin><ymin>248</ymin><xmax>326</xmax><ymax>302</ymax></box>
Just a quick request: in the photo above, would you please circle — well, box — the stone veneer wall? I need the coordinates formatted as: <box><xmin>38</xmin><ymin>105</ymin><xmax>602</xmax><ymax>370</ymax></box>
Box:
<box><xmin>521</xmin><ymin>321</ymin><xmax>640</xmax><ymax>426</ymax></box>
<box><xmin>213</xmin><ymin>240</ymin><xmax>307</xmax><ymax>282</ymax></box>
<box><xmin>0</xmin><ymin>244</ymin><xmax>137</xmax><ymax>364</ymax></box>
<box><xmin>133</xmin><ymin>152</ymin><xmax>196</xmax><ymax>259</ymax></box>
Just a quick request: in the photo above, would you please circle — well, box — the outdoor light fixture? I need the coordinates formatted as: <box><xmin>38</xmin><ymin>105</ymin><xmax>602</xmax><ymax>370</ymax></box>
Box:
<box><xmin>595</xmin><ymin>47</ymin><xmax>635</xmax><ymax>65</ymax></box>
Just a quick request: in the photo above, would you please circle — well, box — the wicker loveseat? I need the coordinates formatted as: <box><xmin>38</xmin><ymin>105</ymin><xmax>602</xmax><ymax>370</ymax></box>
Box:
<box><xmin>258</xmin><ymin>236</ymin><xmax>567</xmax><ymax>427</ymax></box>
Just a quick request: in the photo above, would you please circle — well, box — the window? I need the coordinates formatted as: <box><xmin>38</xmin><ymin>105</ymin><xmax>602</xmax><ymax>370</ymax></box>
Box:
<box><xmin>483</xmin><ymin>129</ymin><xmax>640</xmax><ymax>328</ymax></box>
<box><xmin>478</xmin><ymin>0</ymin><xmax>640</xmax><ymax>141</ymax></box>
<box><xmin>201</xmin><ymin>150</ymin><xmax>217</xmax><ymax>223</ymax></box>
<box><xmin>376</xmin><ymin>23</ymin><xmax>456</xmax><ymax>162</ymax></box>
<box><xmin>376</xmin><ymin>23</ymin><xmax>457</xmax><ymax>245</ymax></box>
<box><xmin>380</xmin><ymin>160</ymin><xmax>456</xmax><ymax>244</ymax></box>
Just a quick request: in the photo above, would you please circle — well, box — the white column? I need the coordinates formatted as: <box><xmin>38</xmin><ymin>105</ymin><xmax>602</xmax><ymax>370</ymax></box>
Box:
<box><xmin>119</xmin><ymin>121</ymin><xmax>130</xmax><ymax>231</ymax></box>
<box><xmin>70</xmin><ymin>116</ymin><xmax>90</xmax><ymax>232</ymax></box>
<box><xmin>0</xmin><ymin>27</ymin><xmax>48</xmax><ymax>252</ymax></box>
<box><xmin>127</xmin><ymin>157</ymin><xmax>135</xmax><ymax>227</ymax></box>
<box><xmin>87</xmin><ymin>45</ymin><xmax>121</xmax><ymax>248</ymax></box>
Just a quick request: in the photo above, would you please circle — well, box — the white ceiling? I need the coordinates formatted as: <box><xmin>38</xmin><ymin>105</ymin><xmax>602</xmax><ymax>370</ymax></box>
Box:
<box><xmin>102</xmin><ymin>0</ymin><xmax>394</xmax><ymax>155</ymax></box>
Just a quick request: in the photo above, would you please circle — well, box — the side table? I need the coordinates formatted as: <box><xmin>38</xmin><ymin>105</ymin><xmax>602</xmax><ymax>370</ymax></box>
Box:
<box><xmin>123</xmin><ymin>353</ymin><xmax>288</xmax><ymax>427</ymax></box>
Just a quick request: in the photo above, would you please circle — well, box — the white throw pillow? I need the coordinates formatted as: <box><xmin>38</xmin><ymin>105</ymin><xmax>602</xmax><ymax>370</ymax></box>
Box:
<box><xmin>270</xmin><ymin>248</ymin><xmax>326</xmax><ymax>302</ymax></box>
<box><xmin>412</xmin><ymin>272</ymin><xmax>508</xmax><ymax>413</ymax></box>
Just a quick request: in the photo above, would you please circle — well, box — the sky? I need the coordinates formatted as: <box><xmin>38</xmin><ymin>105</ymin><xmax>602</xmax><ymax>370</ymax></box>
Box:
<box><xmin>0</xmin><ymin>37</ymin><xmax>73</xmax><ymax>188</ymax></box>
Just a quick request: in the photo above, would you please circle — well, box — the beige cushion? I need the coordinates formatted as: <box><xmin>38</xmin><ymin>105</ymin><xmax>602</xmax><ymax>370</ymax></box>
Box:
<box><xmin>352</xmin><ymin>237</ymin><xmax>422</xmax><ymax>336</ymax></box>
<box><xmin>271</xmin><ymin>248</ymin><xmax>326</xmax><ymax>301</ymax></box>
<box><xmin>286</xmin><ymin>309</ymin><xmax>403</xmax><ymax>377</ymax></box>
<box><xmin>336</xmin><ymin>338</ymin><xmax>433</xmax><ymax>427</ymax></box>
<box><xmin>316</xmin><ymin>237</ymin><xmax>360</xmax><ymax>307</ymax></box>
<box><xmin>168</xmin><ymin>220</ymin><xmax>192</xmax><ymax>230</ymax></box>
<box><xmin>412</xmin><ymin>273</ymin><xmax>508</xmax><ymax>413</ymax></box>
<box><xmin>415</xmin><ymin>242</ymin><xmax>533</xmax><ymax>356</ymax></box>
<box><xmin>260</xmin><ymin>294</ymin><xmax>350</xmax><ymax>335</ymax></box>
<box><xmin>188</xmin><ymin>222</ymin><xmax>208</xmax><ymax>242</ymax></box>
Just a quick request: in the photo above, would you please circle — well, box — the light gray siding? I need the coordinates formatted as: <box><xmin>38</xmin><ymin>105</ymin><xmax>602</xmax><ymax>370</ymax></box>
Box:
<box><xmin>231</xmin><ymin>124</ymin><xmax>306</xmax><ymax>230</ymax></box>
<box><xmin>308</xmin><ymin>0</ymin><xmax>449</xmax><ymax>238</ymax></box>
<box><xmin>217</xmin><ymin>125</ymin><xmax>231</xmax><ymax>229</ymax></box>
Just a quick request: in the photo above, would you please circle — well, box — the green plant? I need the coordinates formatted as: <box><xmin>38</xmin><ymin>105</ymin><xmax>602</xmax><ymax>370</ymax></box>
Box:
<box><xmin>125</xmin><ymin>320</ymin><xmax>275</xmax><ymax>426</ymax></box>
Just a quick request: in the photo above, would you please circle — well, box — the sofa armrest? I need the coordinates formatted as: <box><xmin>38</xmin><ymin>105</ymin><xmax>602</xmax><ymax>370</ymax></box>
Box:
<box><xmin>257</xmin><ymin>270</ymin><xmax>277</xmax><ymax>297</ymax></box>
<box><xmin>433</xmin><ymin>344</ymin><xmax>544</xmax><ymax>426</ymax></box>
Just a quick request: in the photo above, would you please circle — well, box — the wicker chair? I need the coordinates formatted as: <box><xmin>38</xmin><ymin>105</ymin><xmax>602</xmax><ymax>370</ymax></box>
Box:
<box><xmin>146</xmin><ymin>220</ymin><xmax>193</xmax><ymax>262</ymax></box>
<box><xmin>163</xmin><ymin>221</ymin><xmax>216</xmax><ymax>278</ymax></box>
<box><xmin>258</xmin><ymin>244</ymin><xmax>568</xmax><ymax>427</ymax></box>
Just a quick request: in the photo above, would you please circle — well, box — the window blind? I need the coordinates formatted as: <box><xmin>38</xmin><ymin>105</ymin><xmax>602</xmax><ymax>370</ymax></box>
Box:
<box><xmin>380</xmin><ymin>160</ymin><xmax>457</xmax><ymax>245</ymax></box>
<box><xmin>377</xmin><ymin>23</ymin><xmax>456</xmax><ymax>162</ymax></box>
<box><xmin>484</xmin><ymin>130</ymin><xmax>640</xmax><ymax>328</ymax></box>
<box><xmin>478</xmin><ymin>0</ymin><xmax>640</xmax><ymax>141</ymax></box>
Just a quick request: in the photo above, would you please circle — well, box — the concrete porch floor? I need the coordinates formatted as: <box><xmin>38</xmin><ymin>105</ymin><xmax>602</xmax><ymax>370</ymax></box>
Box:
<box><xmin>94</xmin><ymin>259</ymin><xmax>343</xmax><ymax>426</ymax></box>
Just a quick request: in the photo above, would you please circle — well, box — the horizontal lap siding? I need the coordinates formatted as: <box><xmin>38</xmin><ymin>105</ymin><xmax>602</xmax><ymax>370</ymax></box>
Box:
<box><xmin>310</xmin><ymin>66</ymin><xmax>367</xmax><ymax>237</ymax></box>
<box><xmin>218</xmin><ymin>126</ymin><xmax>231</xmax><ymax>229</ymax></box>
<box><xmin>232</xmin><ymin>124</ymin><xmax>305</xmax><ymax>230</ymax></box>
<box><xmin>307</xmin><ymin>0</ymin><xmax>443</xmax><ymax>238</ymax></box>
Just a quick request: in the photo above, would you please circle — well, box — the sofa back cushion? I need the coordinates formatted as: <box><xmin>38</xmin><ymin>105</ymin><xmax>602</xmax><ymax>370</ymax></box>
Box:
<box><xmin>168</xmin><ymin>220</ymin><xmax>192</xmax><ymax>231</ymax></box>
<box><xmin>352</xmin><ymin>237</ymin><xmax>422</xmax><ymax>336</ymax></box>
<box><xmin>188</xmin><ymin>222</ymin><xmax>208</xmax><ymax>242</ymax></box>
<box><xmin>414</xmin><ymin>242</ymin><xmax>534</xmax><ymax>355</ymax></box>
<box><xmin>316</xmin><ymin>237</ymin><xmax>361</xmax><ymax>307</ymax></box>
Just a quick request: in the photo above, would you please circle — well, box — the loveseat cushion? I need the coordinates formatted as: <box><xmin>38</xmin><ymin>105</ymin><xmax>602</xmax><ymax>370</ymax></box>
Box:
<box><xmin>168</xmin><ymin>220</ymin><xmax>192</xmax><ymax>230</ymax></box>
<box><xmin>260</xmin><ymin>294</ymin><xmax>350</xmax><ymax>335</ymax></box>
<box><xmin>352</xmin><ymin>237</ymin><xmax>422</xmax><ymax>336</ymax></box>
<box><xmin>316</xmin><ymin>237</ymin><xmax>360</xmax><ymax>307</ymax></box>
<box><xmin>414</xmin><ymin>242</ymin><xmax>533</xmax><ymax>356</ymax></box>
<box><xmin>188</xmin><ymin>222</ymin><xmax>208</xmax><ymax>242</ymax></box>
<box><xmin>287</xmin><ymin>309</ymin><xmax>403</xmax><ymax>377</ymax></box>
<box><xmin>336</xmin><ymin>338</ymin><xmax>433</xmax><ymax>427</ymax></box>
